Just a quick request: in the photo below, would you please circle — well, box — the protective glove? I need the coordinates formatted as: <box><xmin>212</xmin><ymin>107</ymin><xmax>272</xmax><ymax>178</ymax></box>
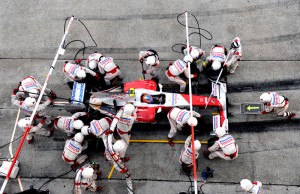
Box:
<box><xmin>168</xmin><ymin>138</ymin><xmax>174</xmax><ymax>147</ymax></box>
<box><xmin>142</xmin><ymin>70</ymin><xmax>147</xmax><ymax>74</ymax></box>
<box><xmin>169</xmin><ymin>61</ymin><xmax>173</xmax><ymax>66</ymax></box>
<box><xmin>75</xmin><ymin>58</ymin><xmax>82</xmax><ymax>64</ymax></box>
<box><xmin>40</xmin><ymin>119</ymin><xmax>46</xmax><ymax>125</ymax></box>
<box><xmin>223</xmin><ymin>63</ymin><xmax>228</xmax><ymax>68</ymax></box>
<box><xmin>193</xmin><ymin>73</ymin><xmax>198</xmax><ymax>78</ymax></box>
<box><xmin>183</xmin><ymin>54</ymin><xmax>193</xmax><ymax>63</ymax></box>
<box><xmin>13</xmin><ymin>89</ymin><xmax>19</xmax><ymax>95</ymax></box>
<box><xmin>95</xmin><ymin>74</ymin><xmax>100</xmax><ymax>81</ymax></box>
<box><xmin>86</xmin><ymin>112</ymin><xmax>90</xmax><ymax>118</ymax></box>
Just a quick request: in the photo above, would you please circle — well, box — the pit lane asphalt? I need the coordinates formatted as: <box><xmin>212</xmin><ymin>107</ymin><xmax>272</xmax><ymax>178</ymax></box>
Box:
<box><xmin>0</xmin><ymin>0</ymin><xmax>300</xmax><ymax>193</ymax></box>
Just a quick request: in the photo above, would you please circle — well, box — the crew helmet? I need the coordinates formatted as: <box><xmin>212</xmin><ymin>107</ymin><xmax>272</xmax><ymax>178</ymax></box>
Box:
<box><xmin>76</xmin><ymin>69</ymin><xmax>86</xmax><ymax>79</ymax></box>
<box><xmin>29</xmin><ymin>89</ymin><xmax>39</xmax><ymax>98</ymax></box>
<box><xmin>24</xmin><ymin>97</ymin><xmax>36</xmax><ymax>107</ymax></box>
<box><xmin>113</xmin><ymin>140</ymin><xmax>127</xmax><ymax>156</ymax></box>
<box><xmin>231</xmin><ymin>37</ymin><xmax>240</xmax><ymax>48</ymax></box>
<box><xmin>146</xmin><ymin>56</ymin><xmax>156</xmax><ymax>66</ymax></box>
<box><xmin>73</xmin><ymin>120</ymin><xmax>84</xmax><ymax>130</ymax></box>
<box><xmin>82</xmin><ymin>167</ymin><xmax>94</xmax><ymax>178</ymax></box>
<box><xmin>190</xmin><ymin>49</ymin><xmax>200</xmax><ymax>59</ymax></box>
<box><xmin>260</xmin><ymin>93</ymin><xmax>271</xmax><ymax>103</ymax></box>
<box><xmin>17</xmin><ymin>118</ymin><xmax>31</xmax><ymax>129</ymax></box>
<box><xmin>123</xmin><ymin>104</ymin><xmax>135</xmax><ymax>115</ymax></box>
<box><xmin>240</xmin><ymin>179</ymin><xmax>253</xmax><ymax>191</ymax></box>
<box><xmin>215</xmin><ymin>127</ymin><xmax>226</xmax><ymax>138</ymax></box>
<box><xmin>88</xmin><ymin>60</ymin><xmax>98</xmax><ymax>70</ymax></box>
<box><xmin>212</xmin><ymin>61</ymin><xmax>221</xmax><ymax>71</ymax></box>
<box><xmin>194</xmin><ymin>140</ymin><xmax>201</xmax><ymax>151</ymax></box>
<box><xmin>74</xmin><ymin>132</ymin><xmax>84</xmax><ymax>143</ymax></box>
<box><xmin>81</xmin><ymin>126</ymin><xmax>89</xmax><ymax>136</ymax></box>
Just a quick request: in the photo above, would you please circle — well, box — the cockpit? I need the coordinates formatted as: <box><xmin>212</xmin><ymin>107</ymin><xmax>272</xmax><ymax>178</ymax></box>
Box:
<box><xmin>141</xmin><ymin>94</ymin><xmax>166</xmax><ymax>104</ymax></box>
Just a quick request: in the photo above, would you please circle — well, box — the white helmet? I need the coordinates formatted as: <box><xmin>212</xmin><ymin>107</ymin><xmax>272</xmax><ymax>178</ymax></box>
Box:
<box><xmin>212</xmin><ymin>61</ymin><xmax>221</xmax><ymax>71</ymax></box>
<box><xmin>194</xmin><ymin>140</ymin><xmax>201</xmax><ymax>151</ymax></box>
<box><xmin>29</xmin><ymin>89</ymin><xmax>39</xmax><ymax>98</ymax></box>
<box><xmin>190</xmin><ymin>49</ymin><xmax>200</xmax><ymax>59</ymax></box>
<box><xmin>113</xmin><ymin>140</ymin><xmax>127</xmax><ymax>156</ymax></box>
<box><xmin>187</xmin><ymin>117</ymin><xmax>198</xmax><ymax>127</ymax></box>
<box><xmin>81</xmin><ymin>126</ymin><xmax>89</xmax><ymax>136</ymax></box>
<box><xmin>73</xmin><ymin>120</ymin><xmax>84</xmax><ymax>130</ymax></box>
<box><xmin>240</xmin><ymin>179</ymin><xmax>253</xmax><ymax>191</ymax></box>
<box><xmin>260</xmin><ymin>93</ymin><xmax>271</xmax><ymax>103</ymax></box>
<box><xmin>74</xmin><ymin>132</ymin><xmax>84</xmax><ymax>143</ymax></box>
<box><xmin>17</xmin><ymin>118</ymin><xmax>31</xmax><ymax>129</ymax></box>
<box><xmin>215</xmin><ymin>127</ymin><xmax>226</xmax><ymax>137</ymax></box>
<box><xmin>64</xmin><ymin>63</ymin><xmax>72</xmax><ymax>72</ymax></box>
<box><xmin>82</xmin><ymin>167</ymin><xmax>94</xmax><ymax>179</ymax></box>
<box><xmin>76</xmin><ymin>69</ymin><xmax>86</xmax><ymax>79</ymax></box>
<box><xmin>145</xmin><ymin>56</ymin><xmax>156</xmax><ymax>66</ymax></box>
<box><xmin>123</xmin><ymin>104</ymin><xmax>135</xmax><ymax>115</ymax></box>
<box><xmin>24</xmin><ymin>97</ymin><xmax>36</xmax><ymax>107</ymax></box>
<box><xmin>88</xmin><ymin>60</ymin><xmax>98</xmax><ymax>70</ymax></box>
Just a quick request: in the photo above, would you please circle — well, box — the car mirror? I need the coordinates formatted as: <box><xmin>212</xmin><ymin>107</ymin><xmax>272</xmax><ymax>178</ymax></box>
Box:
<box><xmin>157</xmin><ymin>107</ymin><xmax>162</xmax><ymax>113</ymax></box>
<box><xmin>158</xmin><ymin>84</ymin><xmax>163</xmax><ymax>92</ymax></box>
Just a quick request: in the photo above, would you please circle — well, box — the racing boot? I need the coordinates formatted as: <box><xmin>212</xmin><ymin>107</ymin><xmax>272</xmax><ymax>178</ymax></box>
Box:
<box><xmin>27</xmin><ymin>136</ymin><xmax>34</xmax><ymax>144</ymax></box>
<box><xmin>203</xmin><ymin>151</ymin><xmax>211</xmax><ymax>160</ymax></box>
<box><xmin>121</xmin><ymin>157</ymin><xmax>130</xmax><ymax>163</ymax></box>
<box><xmin>168</xmin><ymin>138</ymin><xmax>175</xmax><ymax>147</ymax></box>
<box><xmin>287</xmin><ymin>113</ymin><xmax>296</xmax><ymax>120</ymax></box>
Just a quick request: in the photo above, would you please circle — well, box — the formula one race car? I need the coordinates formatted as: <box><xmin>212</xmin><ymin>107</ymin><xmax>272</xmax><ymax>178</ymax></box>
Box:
<box><xmin>85</xmin><ymin>79</ymin><xmax>229</xmax><ymax>133</ymax></box>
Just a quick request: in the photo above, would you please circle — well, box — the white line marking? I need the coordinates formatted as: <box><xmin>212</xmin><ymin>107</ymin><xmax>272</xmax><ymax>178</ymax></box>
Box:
<box><xmin>17</xmin><ymin>176</ymin><xmax>24</xmax><ymax>191</ymax></box>
<box><xmin>9</xmin><ymin>108</ymin><xmax>21</xmax><ymax>158</ymax></box>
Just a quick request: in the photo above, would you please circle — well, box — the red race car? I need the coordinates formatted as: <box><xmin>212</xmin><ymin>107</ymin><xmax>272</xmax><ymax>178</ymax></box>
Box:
<box><xmin>89</xmin><ymin>79</ymin><xmax>228</xmax><ymax>133</ymax></box>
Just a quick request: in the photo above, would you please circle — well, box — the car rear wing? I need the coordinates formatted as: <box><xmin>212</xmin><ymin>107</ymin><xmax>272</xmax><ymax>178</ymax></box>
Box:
<box><xmin>211</xmin><ymin>81</ymin><xmax>228</xmax><ymax>135</ymax></box>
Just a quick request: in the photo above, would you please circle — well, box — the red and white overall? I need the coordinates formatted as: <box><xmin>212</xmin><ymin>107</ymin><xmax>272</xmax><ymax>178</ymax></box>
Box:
<box><xmin>208</xmin><ymin>134</ymin><xmax>239</xmax><ymax>160</ymax></box>
<box><xmin>63</xmin><ymin>62</ymin><xmax>96</xmax><ymax>81</ymax></box>
<box><xmin>74</xmin><ymin>164</ymin><xmax>98</xmax><ymax>194</ymax></box>
<box><xmin>88</xmin><ymin>118</ymin><xmax>112</xmax><ymax>160</ymax></box>
<box><xmin>62</xmin><ymin>138</ymin><xmax>87</xmax><ymax>165</ymax></box>
<box><xmin>54</xmin><ymin>112</ymin><xmax>86</xmax><ymax>136</ymax></box>
<box><xmin>167</xmin><ymin>108</ymin><xmax>201</xmax><ymax>139</ymax></box>
<box><xmin>248</xmin><ymin>181</ymin><xmax>263</xmax><ymax>194</ymax></box>
<box><xmin>262</xmin><ymin>92</ymin><xmax>291</xmax><ymax>117</ymax></box>
<box><xmin>98</xmin><ymin>57</ymin><xmax>123</xmax><ymax>85</ymax></box>
<box><xmin>179</xmin><ymin>136</ymin><xmax>199</xmax><ymax>169</ymax></box>
<box><xmin>165</xmin><ymin>59</ymin><xmax>196</xmax><ymax>93</ymax></box>
<box><xmin>225</xmin><ymin>37</ymin><xmax>242</xmax><ymax>73</ymax></box>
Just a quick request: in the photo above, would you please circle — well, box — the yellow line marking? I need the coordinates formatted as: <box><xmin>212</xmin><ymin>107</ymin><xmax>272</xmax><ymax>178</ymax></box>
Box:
<box><xmin>212</xmin><ymin>112</ymin><xmax>219</xmax><ymax>115</ymax></box>
<box><xmin>130</xmin><ymin>139</ymin><xmax>207</xmax><ymax>144</ymax></box>
<box><xmin>107</xmin><ymin>166</ymin><xmax>115</xmax><ymax>179</ymax></box>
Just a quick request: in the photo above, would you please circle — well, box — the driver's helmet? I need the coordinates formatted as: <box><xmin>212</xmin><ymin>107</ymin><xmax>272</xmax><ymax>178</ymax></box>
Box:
<box><xmin>142</xmin><ymin>94</ymin><xmax>153</xmax><ymax>103</ymax></box>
